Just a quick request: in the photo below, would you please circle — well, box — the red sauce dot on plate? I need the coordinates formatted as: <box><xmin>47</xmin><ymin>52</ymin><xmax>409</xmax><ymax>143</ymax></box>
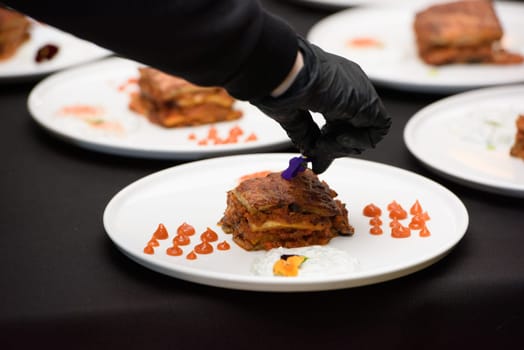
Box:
<box><xmin>194</xmin><ymin>241</ymin><xmax>213</xmax><ymax>254</ymax></box>
<box><xmin>370</xmin><ymin>226</ymin><xmax>383</xmax><ymax>235</ymax></box>
<box><xmin>391</xmin><ymin>225</ymin><xmax>411</xmax><ymax>238</ymax></box>
<box><xmin>410</xmin><ymin>200</ymin><xmax>423</xmax><ymax>215</ymax></box>
<box><xmin>166</xmin><ymin>245</ymin><xmax>183</xmax><ymax>256</ymax></box>
<box><xmin>363</xmin><ymin>203</ymin><xmax>381</xmax><ymax>217</ymax></box>
<box><xmin>186</xmin><ymin>251</ymin><xmax>197</xmax><ymax>260</ymax></box>
<box><xmin>370</xmin><ymin>216</ymin><xmax>382</xmax><ymax>226</ymax></box>
<box><xmin>173</xmin><ymin>234</ymin><xmax>191</xmax><ymax>246</ymax></box>
<box><xmin>217</xmin><ymin>241</ymin><xmax>230</xmax><ymax>250</ymax></box>
<box><xmin>389</xmin><ymin>207</ymin><xmax>407</xmax><ymax>220</ymax></box>
<box><xmin>177</xmin><ymin>222</ymin><xmax>196</xmax><ymax>236</ymax></box>
<box><xmin>420</xmin><ymin>226</ymin><xmax>431</xmax><ymax>237</ymax></box>
<box><xmin>153</xmin><ymin>223</ymin><xmax>169</xmax><ymax>240</ymax></box>
<box><xmin>143</xmin><ymin>245</ymin><xmax>155</xmax><ymax>255</ymax></box>
<box><xmin>200</xmin><ymin>228</ymin><xmax>218</xmax><ymax>242</ymax></box>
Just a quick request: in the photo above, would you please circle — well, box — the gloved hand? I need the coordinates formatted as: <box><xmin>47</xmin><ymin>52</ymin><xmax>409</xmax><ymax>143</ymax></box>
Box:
<box><xmin>250</xmin><ymin>36</ymin><xmax>391</xmax><ymax>174</ymax></box>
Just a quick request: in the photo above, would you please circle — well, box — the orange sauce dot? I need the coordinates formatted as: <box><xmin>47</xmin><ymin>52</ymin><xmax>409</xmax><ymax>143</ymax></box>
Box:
<box><xmin>390</xmin><ymin>217</ymin><xmax>400</xmax><ymax>228</ymax></box>
<box><xmin>153</xmin><ymin>223</ymin><xmax>169</xmax><ymax>240</ymax></box>
<box><xmin>363</xmin><ymin>203</ymin><xmax>382</xmax><ymax>217</ymax></box>
<box><xmin>194</xmin><ymin>241</ymin><xmax>214</xmax><ymax>254</ymax></box>
<box><xmin>229</xmin><ymin>125</ymin><xmax>244</xmax><ymax>137</ymax></box>
<box><xmin>217</xmin><ymin>241</ymin><xmax>230</xmax><ymax>250</ymax></box>
<box><xmin>188</xmin><ymin>133</ymin><xmax>197</xmax><ymax>140</ymax></box>
<box><xmin>410</xmin><ymin>200</ymin><xmax>423</xmax><ymax>215</ymax></box>
<box><xmin>389</xmin><ymin>208</ymin><xmax>408</xmax><ymax>220</ymax></box>
<box><xmin>408</xmin><ymin>215</ymin><xmax>426</xmax><ymax>230</ymax></box>
<box><xmin>391</xmin><ymin>225</ymin><xmax>411</xmax><ymax>238</ymax></box>
<box><xmin>143</xmin><ymin>245</ymin><xmax>155</xmax><ymax>255</ymax></box>
<box><xmin>369</xmin><ymin>216</ymin><xmax>382</xmax><ymax>226</ymax></box>
<box><xmin>166</xmin><ymin>245</ymin><xmax>183</xmax><ymax>256</ymax></box>
<box><xmin>200</xmin><ymin>228</ymin><xmax>218</xmax><ymax>242</ymax></box>
<box><xmin>370</xmin><ymin>226</ymin><xmax>383</xmax><ymax>235</ymax></box>
<box><xmin>245</xmin><ymin>133</ymin><xmax>258</xmax><ymax>142</ymax></box>
<box><xmin>186</xmin><ymin>251</ymin><xmax>197</xmax><ymax>260</ymax></box>
<box><xmin>147</xmin><ymin>238</ymin><xmax>160</xmax><ymax>247</ymax></box>
<box><xmin>387</xmin><ymin>200</ymin><xmax>401</xmax><ymax>211</ymax></box>
<box><xmin>177</xmin><ymin>222</ymin><xmax>196</xmax><ymax>236</ymax></box>
<box><xmin>420</xmin><ymin>226</ymin><xmax>431</xmax><ymax>237</ymax></box>
<box><xmin>173</xmin><ymin>234</ymin><xmax>191</xmax><ymax>246</ymax></box>
<box><xmin>347</xmin><ymin>37</ymin><xmax>382</xmax><ymax>48</ymax></box>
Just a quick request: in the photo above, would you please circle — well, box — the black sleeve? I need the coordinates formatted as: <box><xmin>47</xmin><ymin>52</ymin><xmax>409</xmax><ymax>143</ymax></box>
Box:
<box><xmin>3</xmin><ymin>0</ymin><xmax>298</xmax><ymax>100</ymax></box>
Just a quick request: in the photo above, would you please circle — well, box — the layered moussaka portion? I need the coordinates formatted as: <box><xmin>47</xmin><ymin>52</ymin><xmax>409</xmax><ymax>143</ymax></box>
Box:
<box><xmin>0</xmin><ymin>7</ymin><xmax>31</xmax><ymax>61</ymax></box>
<box><xmin>413</xmin><ymin>0</ymin><xmax>523</xmax><ymax>65</ymax></box>
<box><xmin>218</xmin><ymin>169</ymin><xmax>354</xmax><ymax>251</ymax></box>
<box><xmin>510</xmin><ymin>115</ymin><xmax>524</xmax><ymax>160</ymax></box>
<box><xmin>129</xmin><ymin>67</ymin><xmax>242</xmax><ymax>127</ymax></box>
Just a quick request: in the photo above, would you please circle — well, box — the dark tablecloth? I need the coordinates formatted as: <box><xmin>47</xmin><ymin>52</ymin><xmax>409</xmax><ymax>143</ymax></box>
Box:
<box><xmin>1</xmin><ymin>1</ymin><xmax>523</xmax><ymax>348</ymax></box>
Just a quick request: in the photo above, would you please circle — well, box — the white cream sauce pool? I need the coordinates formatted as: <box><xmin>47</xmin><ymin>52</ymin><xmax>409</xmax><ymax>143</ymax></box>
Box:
<box><xmin>251</xmin><ymin>245</ymin><xmax>360</xmax><ymax>277</ymax></box>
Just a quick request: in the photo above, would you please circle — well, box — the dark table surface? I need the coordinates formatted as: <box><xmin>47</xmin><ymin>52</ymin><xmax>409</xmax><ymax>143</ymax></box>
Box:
<box><xmin>1</xmin><ymin>1</ymin><xmax>523</xmax><ymax>348</ymax></box>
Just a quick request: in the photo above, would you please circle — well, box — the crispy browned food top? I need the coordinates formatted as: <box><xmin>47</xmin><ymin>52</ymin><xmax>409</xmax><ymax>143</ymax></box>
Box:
<box><xmin>232</xmin><ymin>169</ymin><xmax>341</xmax><ymax>216</ymax></box>
<box><xmin>0</xmin><ymin>7</ymin><xmax>30</xmax><ymax>32</ymax></box>
<box><xmin>414</xmin><ymin>0</ymin><xmax>503</xmax><ymax>47</ymax></box>
<box><xmin>138</xmin><ymin>67</ymin><xmax>228</xmax><ymax>103</ymax></box>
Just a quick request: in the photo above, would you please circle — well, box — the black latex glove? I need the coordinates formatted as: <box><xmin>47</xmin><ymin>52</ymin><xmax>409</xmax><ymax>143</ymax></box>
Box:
<box><xmin>250</xmin><ymin>36</ymin><xmax>391</xmax><ymax>174</ymax></box>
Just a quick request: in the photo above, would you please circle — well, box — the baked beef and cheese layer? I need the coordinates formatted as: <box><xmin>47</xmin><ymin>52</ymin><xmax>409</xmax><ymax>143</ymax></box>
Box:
<box><xmin>510</xmin><ymin>115</ymin><xmax>524</xmax><ymax>160</ymax></box>
<box><xmin>0</xmin><ymin>8</ymin><xmax>31</xmax><ymax>61</ymax></box>
<box><xmin>413</xmin><ymin>0</ymin><xmax>523</xmax><ymax>65</ymax></box>
<box><xmin>129</xmin><ymin>67</ymin><xmax>242</xmax><ymax>127</ymax></box>
<box><xmin>218</xmin><ymin>169</ymin><xmax>354</xmax><ymax>251</ymax></box>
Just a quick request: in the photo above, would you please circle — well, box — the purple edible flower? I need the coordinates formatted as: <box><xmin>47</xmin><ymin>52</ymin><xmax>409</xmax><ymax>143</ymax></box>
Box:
<box><xmin>281</xmin><ymin>156</ymin><xmax>309</xmax><ymax>180</ymax></box>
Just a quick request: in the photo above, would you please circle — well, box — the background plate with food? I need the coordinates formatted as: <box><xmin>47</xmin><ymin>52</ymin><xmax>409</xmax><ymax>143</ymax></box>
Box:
<box><xmin>404</xmin><ymin>84</ymin><xmax>524</xmax><ymax>197</ymax></box>
<box><xmin>0</xmin><ymin>18</ymin><xmax>110</xmax><ymax>82</ymax></box>
<box><xmin>307</xmin><ymin>1</ymin><xmax>524</xmax><ymax>93</ymax></box>
<box><xmin>28</xmin><ymin>57</ymin><xmax>294</xmax><ymax>159</ymax></box>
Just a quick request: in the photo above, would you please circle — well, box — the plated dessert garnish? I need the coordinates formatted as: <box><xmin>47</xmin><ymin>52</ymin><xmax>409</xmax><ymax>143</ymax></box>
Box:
<box><xmin>129</xmin><ymin>67</ymin><xmax>243</xmax><ymax>128</ymax></box>
<box><xmin>413</xmin><ymin>0</ymin><xmax>523</xmax><ymax>65</ymax></box>
<box><xmin>0</xmin><ymin>7</ymin><xmax>31</xmax><ymax>61</ymax></box>
<box><xmin>510</xmin><ymin>114</ymin><xmax>524</xmax><ymax>160</ymax></box>
<box><xmin>218</xmin><ymin>169</ymin><xmax>354</xmax><ymax>251</ymax></box>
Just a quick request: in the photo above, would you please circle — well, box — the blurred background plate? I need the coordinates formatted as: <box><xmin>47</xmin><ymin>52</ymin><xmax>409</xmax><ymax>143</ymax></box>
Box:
<box><xmin>28</xmin><ymin>57</ymin><xmax>293</xmax><ymax>160</ymax></box>
<box><xmin>307</xmin><ymin>1</ymin><xmax>524</xmax><ymax>93</ymax></box>
<box><xmin>404</xmin><ymin>84</ymin><xmax>524</xmax><ymax>197</ymax></box>
<box><xmin>0</xmin><ymin>21</ymin><xmax>111</xmax><ymax>82</ymax></box>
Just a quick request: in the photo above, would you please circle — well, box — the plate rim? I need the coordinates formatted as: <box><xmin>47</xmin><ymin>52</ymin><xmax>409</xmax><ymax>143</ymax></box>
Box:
<box><xmin>103</xmin><ymin>153</ymin><xmax>469</xmax><ymax>292</ymax></box>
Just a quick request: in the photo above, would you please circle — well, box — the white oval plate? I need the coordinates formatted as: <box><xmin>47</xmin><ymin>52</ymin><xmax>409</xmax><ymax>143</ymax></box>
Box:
<box><xmin>404</xmin><ymin>84</ymin><xmax>524</xmax><ymax>197</ymax></box>
<box><xmin>103</xmin><ymin>153</ymin><xmax>468</xmax><ymax>292</ymax></box>
<box><xmin>307</xmin><ymin>1</ymin><xmax>524</xmax><ymax>93</ymax></box>
<box><xmin>0</xmin><ymin>20</ymin><xmax>110</xmax><ymax>82</ymax></box>
<box><xmin>28</xmin><ymin>57</ymin><xmax>292</xmax><ymax>160</ymax></box>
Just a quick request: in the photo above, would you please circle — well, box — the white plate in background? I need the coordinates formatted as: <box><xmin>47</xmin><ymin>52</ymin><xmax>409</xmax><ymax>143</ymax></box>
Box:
<box><xmin>0</xmin><ymin>20</ymin><xmax>111</xmax><ymax>81</ymax></box>
<box><xmin>307</xmin><ymin>1</ymin><xmax>524</xmax><ymax>93</ymax></box>
<box><xmin>103</xmin><ymin>153</ymin><xmax>468</xmax><ymax>292</ymax></box>
<box><xmin>28</xmin><ymin>57</ymin><xmax>292</xmax><ymax>160</ymax></box>
<box><xmin>404</xmin><ymin>84</ymin><xmax>524</xmax><ymax>197</ymax></box>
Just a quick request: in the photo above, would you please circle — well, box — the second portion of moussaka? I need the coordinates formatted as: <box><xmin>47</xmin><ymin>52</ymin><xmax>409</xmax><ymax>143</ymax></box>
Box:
<box><xmin>0</xmin><ymin>7</ymin><xmax>31</xmax><ymax>61</ymax></box>
<box><xmin>413</xmin><ymin>0</ymin><xmax>523</xmax><ymax>65</ymax></box>
<box><xmin>129</xmin><ymin>67</ymin><xmax>242</xmax><ymax>127</ymax></box>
